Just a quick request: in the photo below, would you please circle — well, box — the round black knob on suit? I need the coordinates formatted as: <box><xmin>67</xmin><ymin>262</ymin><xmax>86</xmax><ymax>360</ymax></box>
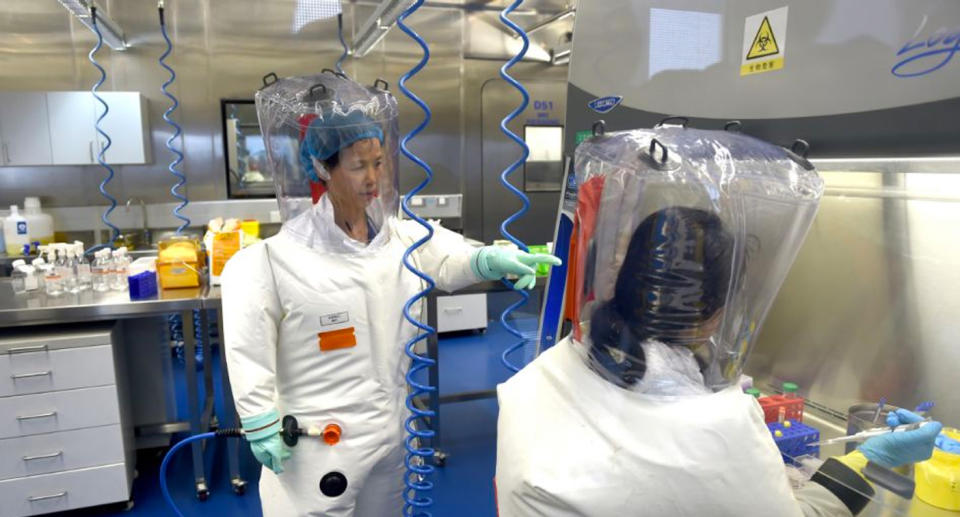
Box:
<box><xmin>319</xmin><ymin>472</ymin><xmax>348</xmax><ymax>497</ymax></box>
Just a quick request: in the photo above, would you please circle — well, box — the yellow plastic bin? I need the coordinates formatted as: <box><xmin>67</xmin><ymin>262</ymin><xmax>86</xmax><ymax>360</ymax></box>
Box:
<box><xmin>240</xmin><ymin>219</ymin><xmax>260</xmax><ymax>239</ymax></box>
<box><xmin>916</xmin><ymin>427</ymin><xmax>960</xmax><ymax>511</ymax></box>
<box><xmin>157</xmin><ymin>236</ymin><xmax>201</xmax><ymax>289</ymax></box>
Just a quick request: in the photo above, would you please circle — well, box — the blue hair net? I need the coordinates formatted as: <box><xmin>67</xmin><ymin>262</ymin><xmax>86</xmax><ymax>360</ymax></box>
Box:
<box><xmin>299</xmin><ymin>110</ymin><xmax>384</xmax><ymax>183</ymax></box>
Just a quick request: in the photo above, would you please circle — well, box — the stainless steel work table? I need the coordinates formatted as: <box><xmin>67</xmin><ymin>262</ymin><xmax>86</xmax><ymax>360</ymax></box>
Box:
<box><xmin>0</xmin><ymin>279</ymin><xmax>244</xmax><ymax>500</ymax></box>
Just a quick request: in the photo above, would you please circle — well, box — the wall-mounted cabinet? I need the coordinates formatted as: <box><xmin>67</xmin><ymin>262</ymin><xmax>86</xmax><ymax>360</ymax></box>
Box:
<box><xmin>0</xmin><ymin>92</ymin><xmax>53</xmax><ymax>166</ymax></box>
<box><xmin>0</xmin><ymin>91</ymin><xmax>150</xmax><ymax>167</ymax></box>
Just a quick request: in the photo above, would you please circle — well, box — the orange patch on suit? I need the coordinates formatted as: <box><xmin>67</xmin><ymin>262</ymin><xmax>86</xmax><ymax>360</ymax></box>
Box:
<box><xmin>317</xmin><ymin>327</ymin><xmax>357</xmax><ymax>352</ymax></box>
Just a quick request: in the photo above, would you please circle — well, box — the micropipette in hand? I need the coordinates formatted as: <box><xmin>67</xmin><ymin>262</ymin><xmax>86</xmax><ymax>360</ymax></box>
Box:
<box><xmin>808</xmin><ymin>419</ymin><xmax>934</xmax><ymax>447</ymax></box>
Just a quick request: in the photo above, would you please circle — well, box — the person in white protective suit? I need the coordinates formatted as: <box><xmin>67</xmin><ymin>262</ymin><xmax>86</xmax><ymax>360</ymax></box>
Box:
<box><xmin>221</xmin><ymin>73</ymin><xmax>559</xmax><ymax>517</ymax></box>
<box><xmin>495</xmin><ymin>128</ymin><xmax>942</xmax><ymax>517</ymax></box>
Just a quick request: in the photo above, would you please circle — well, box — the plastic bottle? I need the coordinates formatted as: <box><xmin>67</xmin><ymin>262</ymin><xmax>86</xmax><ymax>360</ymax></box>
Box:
<box><xmin>11</xmin><ymin>259</ymin><xmax>28</xmax><ymax>294</ymax></box>
<box><xmin>65</xmin><ymin>245</ymin><xmax>81</xmax><ymax>293</ymax></box>
<box><xmin>43</xmin><ymin>246</ymin><xmax>63</xmax><ymax>296</ymax></box>
<box><xmin>783</xmin><ymin>382</ymin><xmax>799</xmax><ymax>399</ymax></box>
<box><xmin>3</xmin><ymin>205</ymin><xmax>29</xmax><ymax>256</ymax></box>
<box><xmin>20</xmin><ymin>261</ymin><xmax>39</xmax><ymax>291</ymax></box>
<box><xmin>91</xmin><ymin>249</ymin><xmax>110</xmax><ymax>292</ymax></box>
<box><xmin>110</xmin><ymin>247</ymin><xmax>129</xmax><ymax>291</ymax></box>
<box><xmin>22</xmin><ymin>197</ymin><xmax>54</xmax><ymax>245</ymax></box>
<box><xmin>73</xmin><ymin>243</ymin><xmax>92</xmax><ymax>291</ymax></box>
<box><xmin>31</xmin><ymin>257</ymin><xmax>47</xmax><ymax>290</ymax></box>
<box><xmin>57</xmin><ymin>245</ymin><xmax>77</xmax><ymax>294</ymax></box>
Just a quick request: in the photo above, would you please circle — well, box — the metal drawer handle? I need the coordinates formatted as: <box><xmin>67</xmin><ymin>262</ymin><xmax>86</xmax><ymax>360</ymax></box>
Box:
<box><xmin>27</xmin><ymin>491</ymin><xmax>67</xmax><ymax>502</ymax></box>
<box><xmin>17</xmin><ymin>411</ymin><xmax>57</xmax><ymax>421</ymax></box>
<box><xmin>443</xmin><ymin>307</ymin><xmax>464</xmax><ymax>313</ymax></box>
<box><xmin>7</xmin><ymin>345</ymin><xmax>48</xmax><ymax>354</ymax></box>
<box><xmin>11</xmin><ymin>370</ymin><xmax>52</xmax><ymax>380</ymax></box>
<box><xmin>23</xmin><ymin>450</ymin><xmax>63</xmax><ymax>462</ymax></box>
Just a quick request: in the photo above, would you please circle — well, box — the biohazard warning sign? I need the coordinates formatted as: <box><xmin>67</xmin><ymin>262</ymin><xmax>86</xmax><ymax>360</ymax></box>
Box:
<box><xmin>741</xmin><ymin>6</ymin><xmax>788</xmax><ymax>76</ymax></box>
<box><xmin>747</xmin><ymin>17</ymin><xmax>779</xmax><ymax>59</ymax></box>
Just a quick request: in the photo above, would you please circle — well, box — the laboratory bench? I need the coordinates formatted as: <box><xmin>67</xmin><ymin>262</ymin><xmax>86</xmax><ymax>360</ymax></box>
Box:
<box><xmin>0</xmin><ymin>279</ymin><xmax>243</xmax><ymax>515</ymax></box>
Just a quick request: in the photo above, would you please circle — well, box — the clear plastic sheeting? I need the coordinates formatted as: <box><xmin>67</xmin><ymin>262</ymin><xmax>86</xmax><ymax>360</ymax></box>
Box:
<box><xmin>255</xmin><ymin>72</ymin><xmax>399</xmax><ymax>251</ymax></box>
<box><xmin>570</xmin><ymin>127</ymin><xmax>823</xmax><ymax>393</ymax></box>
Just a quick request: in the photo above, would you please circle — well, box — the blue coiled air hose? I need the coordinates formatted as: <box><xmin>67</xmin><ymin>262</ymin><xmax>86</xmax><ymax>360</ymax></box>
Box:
<box><xmin>497</xmin><ymin>0</ymin><xmax>533</xmax><ymax>374</ymax></box>
<box><xmin>397</xmin><ymin>1</ymin><xmax>437</xmax><ymax>515</ymax></box>
<box><xmin>88</xmin><ymin>6</ymin><xmax>120</xmax><ymax>253</ymax></box>
<box><xmin>159</xmin><ymin>429</ymin><xmax>242</xmax><ymax>517</ymax></box>
<box><xmin>159</xmin><ymin>3</ymin><xmax>190</xmax><ymax>234</ymax></box>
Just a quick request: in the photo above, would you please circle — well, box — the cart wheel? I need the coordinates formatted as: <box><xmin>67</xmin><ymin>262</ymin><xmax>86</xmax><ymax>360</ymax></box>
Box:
<box><xmin>196</xmin><ymin>484</ymin><xmax>210</xmax><ymax>501</ymax></box>
<box><xmin>433</xmin><ymin>451</ymin><xmax>448</xmax><ymax>468</ymax></box>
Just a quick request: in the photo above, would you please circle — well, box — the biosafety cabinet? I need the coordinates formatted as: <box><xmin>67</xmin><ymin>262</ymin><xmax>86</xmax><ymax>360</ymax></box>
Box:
<box><xmin>564</xmin><ymin>0</ymin><xmax>960</xmax><ymax>438</ymax></box>
<box><xmin>564</xmin><ymin>0</ymin><xmax>960</xmax><ymax>156</ymax></box>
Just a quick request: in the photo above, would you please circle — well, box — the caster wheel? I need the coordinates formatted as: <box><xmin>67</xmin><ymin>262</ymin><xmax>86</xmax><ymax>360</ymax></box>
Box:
<box><xmin>122</xmin><ymin>499</ymin><xmax>135</xmax><ymax>512</ymax></box>
<box><xmin>433</xmin><ymin>451</ymin><xmax>448</xmax><ymax>467</ymax></box>
<box><xmin>196</xmin><ymin>486</ymin><xmax>210</xmax><ymax>501</ymax></box>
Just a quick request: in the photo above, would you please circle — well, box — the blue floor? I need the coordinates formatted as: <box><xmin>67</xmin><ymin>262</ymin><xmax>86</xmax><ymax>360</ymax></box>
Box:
<box><xmin>69</xmin><ymin>315</ymin><xmax>539</xmax><ymax>516</ymax></box>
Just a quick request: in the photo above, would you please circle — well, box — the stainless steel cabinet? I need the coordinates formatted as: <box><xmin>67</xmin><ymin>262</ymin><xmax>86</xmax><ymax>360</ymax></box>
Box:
<box><xmin>0</xmin><ymin>324</ymin><xmax>133</xmax><ymax>516</ymax></box>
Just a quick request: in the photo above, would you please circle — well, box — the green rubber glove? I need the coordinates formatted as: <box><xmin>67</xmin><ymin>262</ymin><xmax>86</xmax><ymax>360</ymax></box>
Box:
<box><xmin>858</xmin><ymin>409</ymin><xmax>942</xmax><ymax>469</ymax></box>
<box><xmin>471</xmin><ymin>246</ymin><xmax>562</xmax><ymax>290</ymax></box>
<box><xmin>241</xmin><ymin>409</ymin><xmax>291</xmax><ymax>474</ymax></box>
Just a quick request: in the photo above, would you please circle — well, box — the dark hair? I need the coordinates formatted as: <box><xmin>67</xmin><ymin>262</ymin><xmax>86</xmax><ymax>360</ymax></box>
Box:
<box><xmin>588</xmin><ymin>207</ymin><xmax>736</xmax><ymax>387</ymax></box>
<box><xmin>317</xmin><ymin>152</ymin><xmax>340</xmax><ymax>182</ymax></box>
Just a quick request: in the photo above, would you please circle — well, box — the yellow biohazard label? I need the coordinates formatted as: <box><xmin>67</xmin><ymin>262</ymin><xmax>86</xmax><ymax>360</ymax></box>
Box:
<box><xmin>740</xmin><ymin>58</ymin><xmax>784</xmax><ymax>76</ymax></box>
<box><xmin>740</xmin><ymin>6</ymin><xmax>788</xmax><ymax>76</ymax></box>
<box><xmin>746</xmin><ymin>17</ymin><xmax>779</xmax><ymax>60</ymax></box>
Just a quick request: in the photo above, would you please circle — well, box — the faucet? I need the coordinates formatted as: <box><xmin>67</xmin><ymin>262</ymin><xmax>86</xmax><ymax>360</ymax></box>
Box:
<box><xmin>125</xmin><ymin>198</ymin><xmax>151</xmax><ymax>247</ymax></box>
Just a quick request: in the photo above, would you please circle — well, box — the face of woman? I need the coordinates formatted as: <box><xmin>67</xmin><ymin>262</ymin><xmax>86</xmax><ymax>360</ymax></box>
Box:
<box><xmin>326</xmin><ymin>138</ymin><xmax>384</xmax><ymax>210</ymax></box>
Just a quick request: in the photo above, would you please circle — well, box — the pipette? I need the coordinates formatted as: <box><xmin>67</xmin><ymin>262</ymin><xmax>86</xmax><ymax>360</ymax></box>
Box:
<box><xmin>808</xmin><ymin>419</ymin><xmax>933</xmax><ymax>447</ymax></box>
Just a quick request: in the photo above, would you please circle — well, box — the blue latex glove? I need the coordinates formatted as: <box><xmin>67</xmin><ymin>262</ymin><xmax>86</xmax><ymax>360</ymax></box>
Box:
<box><xmin>859</xmin><ymin>409</ymin><xmax>942</xmax><ymax>469</ymax></box>
<box><xmin>935</xmin><ymin>433</ymin><xmax>960</xmax><ymax>454</ymax></box>
<box><xmin>471</xmin><ymin>246</ymin><xmax>562</xmax><ymax>290</ymax></box>
<box><xmin>241</xmin><ymin>409</ymin><xmax>291</xmax><ymax>474</ymax></box>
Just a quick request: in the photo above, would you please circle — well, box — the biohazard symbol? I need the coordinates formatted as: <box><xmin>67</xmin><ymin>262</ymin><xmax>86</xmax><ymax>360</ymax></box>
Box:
<box><xmin>746</xmin><ymin>16</ymin><xmax>779</xmax><ymax>60</ymax></box>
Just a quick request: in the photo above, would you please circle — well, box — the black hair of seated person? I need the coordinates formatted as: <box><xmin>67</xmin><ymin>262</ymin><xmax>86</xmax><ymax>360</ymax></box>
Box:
<box><xmin>588</xmin><ymin>207</ymin><xmax>736</xmax><ymax>388</ymax></box>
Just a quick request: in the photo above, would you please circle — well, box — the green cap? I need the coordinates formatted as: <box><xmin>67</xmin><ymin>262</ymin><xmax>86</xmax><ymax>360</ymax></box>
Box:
<box><xmin>783</xmin><ymin>382</ymin><xmax>799</xmax><ymax>393</ymax></box>
<box><xmin>745</xmin><ymin>388</ymin><xmax>761</xmax><ymax>398</ymax></box>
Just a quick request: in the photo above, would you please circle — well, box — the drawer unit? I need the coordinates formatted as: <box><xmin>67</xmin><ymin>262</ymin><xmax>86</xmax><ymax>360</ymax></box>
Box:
<box><xmin>0</xmin><ymin>345</ymin><xmax>115</xmax><ymax>397</ymax></box>
<box><xmin>0</xmin><ymin>386</ymin><xmax>120</xmax><ymax>439</ymax></box>
<box><xmin>0</xmin><ymin>463</ymin><xmax>129</xmax><ymax>517</ymax></box>
<box><xmin>436</xmin><ymin>293</ymin><xmax>488</xmax><ymax>333</ymax></box>
<box><xmin>0</xmin><ymin>425</ymin><xmax>124</xmax><ymax>481</ymax></box>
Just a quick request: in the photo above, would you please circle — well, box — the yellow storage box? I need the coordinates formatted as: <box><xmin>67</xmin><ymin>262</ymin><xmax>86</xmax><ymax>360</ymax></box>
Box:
<box><xmin>157</xmin><ymin>237</ymin><xmax>201</xmax><ymax>289</ymax></box>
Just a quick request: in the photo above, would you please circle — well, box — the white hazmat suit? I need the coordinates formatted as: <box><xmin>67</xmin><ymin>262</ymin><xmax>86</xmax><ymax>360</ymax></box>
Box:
<box><xmin>223</xmin><ymin>196</ymin><xmax>478</xmax><ymax>516</ymax></box>
<box><xmin>221</xmin><ymin>72</ymin><xmax>480</xmax><ymax>516</ymax></box>
<box><xmin>496</xmin><ymin>128</ymin><xmax>870</xmax><ymax>516</ymax></box>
